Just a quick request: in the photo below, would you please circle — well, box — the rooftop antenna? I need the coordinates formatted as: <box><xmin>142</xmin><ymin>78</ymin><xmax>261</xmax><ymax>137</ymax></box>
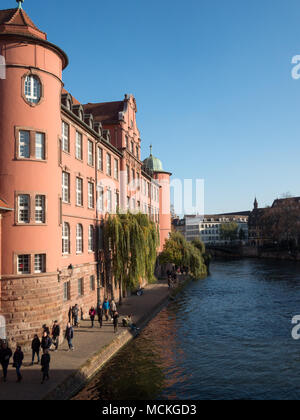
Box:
<box><xmin>16</xmin><ymin>0</ymin><xmax>24</xmax><ymax>9</ymax></box>
<box><xmin>150</xmin><ymin>144</ymin><xmax>152</xmax><ymax>156</ymax></box>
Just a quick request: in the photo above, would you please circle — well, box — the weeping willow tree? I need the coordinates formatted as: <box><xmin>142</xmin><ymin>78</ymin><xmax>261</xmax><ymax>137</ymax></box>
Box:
<box><xmin>104</xmin><ymin>212</ymin><xmax>160</xmax><ymax>303</ymax></box>
<box><xmin>159</xmin><ymin>232</ymin><xmax>208</xmax><ymax>279</ymax></box>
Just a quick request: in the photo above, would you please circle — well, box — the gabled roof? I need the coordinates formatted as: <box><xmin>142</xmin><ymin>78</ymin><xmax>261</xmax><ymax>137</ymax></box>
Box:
<box><xmin>0</xmin><ymin>7</ymin><xmax>47</xmax><ymax>40</ymax></box>
<box><xmin>62</xmin><ymin>88</ymin><xmax>81</xmax><ymax>106</ymax></box>
<box><xmin>83</xmin><ymin>101</ymin><xmax>125</xmax><ymax>124</ymax></box>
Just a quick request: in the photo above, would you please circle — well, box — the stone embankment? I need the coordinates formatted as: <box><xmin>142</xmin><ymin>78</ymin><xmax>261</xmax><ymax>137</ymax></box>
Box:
<box><xmin>0</xmin><ymin>276</ymin><xmax>191</xmax><ymax>401</ymax></box>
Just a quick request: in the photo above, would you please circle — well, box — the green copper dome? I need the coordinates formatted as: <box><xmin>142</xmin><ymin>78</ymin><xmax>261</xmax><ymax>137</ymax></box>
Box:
<box><xmin>143</xmin><ymin>146</ymin><xmax>163</xmax><ymax>172</ymax></box>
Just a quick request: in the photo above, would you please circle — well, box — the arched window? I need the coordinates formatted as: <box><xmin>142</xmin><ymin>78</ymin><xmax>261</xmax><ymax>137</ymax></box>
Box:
<box><xmin>88</xmin><ymin>225</ymin><xmax>94</xmax><ymax>252</ymax></box>
<box><xmin>62</xmin><ymin>222</ymin><xmax>70</xmax><ymax>254</ymax></box>
<box><xmin>24</xmin><ymin>75</ymin><xmax>41</xmax><ymax>104</ymax></box>
<box><xmin>76</xmin><ymin>224</ymin><xmax>83</xmax><ymax>254</ymax></box>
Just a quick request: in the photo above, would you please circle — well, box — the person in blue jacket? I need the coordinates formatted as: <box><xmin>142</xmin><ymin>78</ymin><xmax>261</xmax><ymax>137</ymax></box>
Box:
<box><xmin>103</xmin><ymin>298</ymin><xmax>110</xmax><ymax>321</ymax></box>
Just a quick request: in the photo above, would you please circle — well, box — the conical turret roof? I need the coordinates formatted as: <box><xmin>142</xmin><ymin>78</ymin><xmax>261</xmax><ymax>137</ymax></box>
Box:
<box><xmin>0</xmin><ymin>7</ymin><xmax>47</xmax><ymax>40</ymax></box>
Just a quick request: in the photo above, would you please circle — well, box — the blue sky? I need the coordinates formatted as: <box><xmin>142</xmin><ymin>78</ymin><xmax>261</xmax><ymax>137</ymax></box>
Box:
<box><xmin>5</xmin><ymin>0</ymin><xmax>300</xmax><ymax>214</ymax></box>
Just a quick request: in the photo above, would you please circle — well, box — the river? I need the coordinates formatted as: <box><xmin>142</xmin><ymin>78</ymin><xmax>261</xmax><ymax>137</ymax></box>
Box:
<box><xmin>74</xmin><ymin>259</ymin><xmax>300</xmax><ymax>400</ymax></box>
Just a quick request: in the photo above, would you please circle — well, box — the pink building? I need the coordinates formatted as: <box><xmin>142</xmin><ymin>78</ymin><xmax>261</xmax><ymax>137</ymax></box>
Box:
<box><xmin>0</xmin><ymin>3</ymin><xmax>171</xmax><ymax>346</ymax></box>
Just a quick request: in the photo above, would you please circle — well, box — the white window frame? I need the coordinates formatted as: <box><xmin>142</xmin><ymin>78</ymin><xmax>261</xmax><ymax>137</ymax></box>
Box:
<box><xmin>62</xmin><ymin>172</ymin><xmax>70</xmax><ymax>203</ymax></box>
<box><xmin>24</xmin><ymin>75</ymin><xmax>41</xmax><ymax>104</ymax></box>
<box><xmin>19</xmin><ymin>130</ymin><xmax>30</xmax><ymax>159</ymax></box>
<box><xmin>76</xmin><ymin>177</ymin><xmax>83</xmax><ymax>206</ymax></box>
<box><xmin>18</xmin><ymin>194</ymin><xmax>30</xmax><ymax>223</ymax></box>
<box><xmin>35</xmin><ymin>195</ymin><xmax>45</xmax><ymax>223</ymax></box>
<box><xmin>62</xmin><ymin>121</ymin><xmax>69</xmax><ymax>153</ymax></box>
<box><xmin>97</xmin><ymin>147</ymin><xmax>103</xmax><ymax>171</ymax></box>
<box><xmin>88</xmin><ymin>182</ymin><xmax>94</xmax><ymax>209</ymax></box>
<box><xmin>114</xmin><ymin>159</ymin><xmax>119</xmax><ymax>180</ymax></box>
<box><xmin>35</xmin><ymin>132</ymin><xmax>45</xmax><ymax>160</ymax></box>
<box><xmin>98</xmin><ymin>186</ymin><xmax>104</xmax><ymax>212</ymax></box>
<box><xmin>106</xmin><ymin>153</ymin><xmax>111</xmax><ymax>176</ymax></box>
<box><xmin>88</xmin><ymin>225</ymin><xmax>94</xmax><ymax>252</ymax></box>
<box><xmin>76</xmin><ymin>224</ymin><xmax>83</xmax><ymax>254</ymax></box>
<box><xmin>62</xmin><ymin>222</ymin><xmax>70</xmax><ymax>255</ymax></box>
<box><xmin>88</xmin><ymin>140</ymin><xmax>94</xmax><ymax>166</ymax></box>
<box><xmin>34</xmin><ymin>254</ymin><xmax>46</xmax><ymax>273</ymax></box>
<box><xmin>76</xmin><ymin>131</ymin><xmax>83</xmax><ymax>160</ymax></box>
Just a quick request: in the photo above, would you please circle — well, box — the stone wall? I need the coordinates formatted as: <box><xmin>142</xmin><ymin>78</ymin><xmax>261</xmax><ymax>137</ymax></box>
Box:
<box><xmin>0</xmin><ymin>262</ymin><xmax>113</xmax><ymax>350</ymax></box>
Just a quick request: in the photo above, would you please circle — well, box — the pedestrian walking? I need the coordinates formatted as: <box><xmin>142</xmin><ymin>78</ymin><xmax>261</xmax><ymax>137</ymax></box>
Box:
<box><xmin>31</xmin><ymin>334</ymin><xmax>41</xmax><ymax>365</ymax></box>
<box><xmin>0</xmin><ymin>342</ymin><xmax>12</xmax><ymax>382</ymax></box>
<box><xmin>103</xmin><ymin>298</ymin><xmax>110</xmax><ymax>321</ymax></box>
<box><xmin>110</xmin><ymin>300</ymin><xmax>117</xmax><ymax>319</ymax></box>
<box><xmin>113</xmin><ymin>311</ymin><xmax>119</xmax><ymax>333</ymax></box>
<box><xmin>65</xmin><ymin>322</ymin><xmax>74</xmax><ymax>351</ymax></box>
<box><xmin>41</xmin><ymin>331</ymin><xmax>52</xmax><ymax>352</ymax></box>
<box><xmin>89</xmin><ymin>307</ymin><xmax>96</xmax><ymax>328</ymax></box>
<box><xmin>97</xmin><ymin>304</ymin><xmax>103</xmax><ymax>328</ymax></box>
<box><xmin>80</xmin><ymin>307</ymin><xmax>84</xmax><ymax>321</ymax></box>
<box><xmin>13</xmin><ymin>346</ymin><xmax>24</xmax><ymax>383</ymax></box>
<box><xmin>42</xmin><ymin>324</ymin><xmax>50</xmax><ymax>335</ymax></box>
<box><xmin>73</xmin><ymin>304</ymin><xmax>79</xmax><ymax>327</ymax></box>
<box><xmin>51</xmin><ymin>321</ymin><xmax>60</xmax><ymax>351</ymax></box>
<box><xmin>41</xmin><ymin>349</ymin><xmax>50</xmax><ymax>384</ymax></box>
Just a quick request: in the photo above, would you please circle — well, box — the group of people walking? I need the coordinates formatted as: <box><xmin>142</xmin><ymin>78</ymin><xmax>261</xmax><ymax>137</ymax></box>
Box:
<box><xmin>0</xmin><ymin>320</ymin><xmax>69</xmax><ymax>384</ymax></box>
<box><xmin>89</xmin><ymin>299</ymin><xmax>119</xmax><ymax>333</ymax></box>
<box><xmin>0</xmin><ymin>297</ymin><xmax>138</xmax><ymax>385</ymax></box>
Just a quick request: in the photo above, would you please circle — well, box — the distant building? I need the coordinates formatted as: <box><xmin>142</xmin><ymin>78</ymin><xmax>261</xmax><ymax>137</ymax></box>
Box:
<box><xmin>173</xmin><ymin>212</ymin><xmax>249</xmax><ymax>245</ymax></box>
<box><xmin>248</xmin><ymin>198</ymin><xmax>267</xmax><ymax>246</ymax></box>
<box><xmin>248</xmin><ymin>197</ymin><xmax>300</xmax><ymax>247</ymax></box>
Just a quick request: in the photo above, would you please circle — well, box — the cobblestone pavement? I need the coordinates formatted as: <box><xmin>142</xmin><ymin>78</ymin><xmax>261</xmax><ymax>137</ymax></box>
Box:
<box><xmin>0</xmin><ymin>280</ymin><xmax>169</xmax><ymax>400</ymax></box>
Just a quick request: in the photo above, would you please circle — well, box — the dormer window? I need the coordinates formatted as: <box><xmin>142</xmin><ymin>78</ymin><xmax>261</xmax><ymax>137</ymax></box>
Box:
<box><xmin>67</xmin><ymin>100</ymin><xmax>72</xmax><ymax>110</ymax></box>
<box><xmin>24</xmin><ymin>75</ymin><xmax>41</xmax><ymax>104</ymax></box>
<box><xmin>79</xmin><ymin>110</ymin><xmax>84</xmax><ymax>121</ymax></box>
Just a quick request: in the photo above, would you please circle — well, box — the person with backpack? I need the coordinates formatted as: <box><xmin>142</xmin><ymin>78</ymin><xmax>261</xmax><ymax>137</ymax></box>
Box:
<box><xmin>31</xmin><ymin>334</ymin><xmax>41</xmax><ymax>365</ymax></box>
<box><xmin>41</xmin><ymin>349</ymin><xmax>50</xmax><ymax>384</ymax></box>
<box><xmin>51</xmin><ymin>321</ymin><xmax>60</xmax><ymax>351</ymax></box>
<box><xmin>89</xmin><ymin>307</ymin><xmax>96</xmax><ymax>328</ymax></box>
<box><xmin>41</xmin><ymin>331</ymin><xmax>52</xmax><ymax>352</ymax></box>
<box><xmin>65</xmin><ymin>322</ymin><xmax>74</xmax><ymax>351</ymax></box>
<box><xmin>13</xmin><ymin>346</ymin><xmax>24</xmax><ymax>383</ymax></box>
<box><xmin>0</xmin><ymin>341</ymin><xmax>12</xmax><ymax>382</ymax></box>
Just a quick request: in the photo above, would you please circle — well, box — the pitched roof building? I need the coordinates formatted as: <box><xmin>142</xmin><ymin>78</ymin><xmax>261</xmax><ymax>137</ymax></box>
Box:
<box><xmin>0</xmin><ymin>2</ymin><xmax>171</xmax><ymax>347</ymax></box>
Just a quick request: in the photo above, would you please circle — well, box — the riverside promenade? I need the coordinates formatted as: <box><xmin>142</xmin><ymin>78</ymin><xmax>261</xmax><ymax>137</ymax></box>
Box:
<box><xmin>0</xmin><ymin>279</ymin><xmax>170</xmax><ymax>400</ymax></box>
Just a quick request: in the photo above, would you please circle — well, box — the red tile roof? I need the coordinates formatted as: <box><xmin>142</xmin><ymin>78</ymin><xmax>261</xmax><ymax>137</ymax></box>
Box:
<box><xmin>62</xmin><ymin>88</ymin><xmax>81</xmax><ymax>106</ymax></box>
<box><xmin>83</xmin><ymin>101</ymin><xmax>125</xmax><ymax>124</ymax></box>
<box><xmin>0</xmin><ymin>198</ymin><xmax>12</xmax><ymax>211</ymax></box>
<box><xmin>0</xmin><ymin>7</ymin><xmax>47</xmax><ymax>40</ymax></box>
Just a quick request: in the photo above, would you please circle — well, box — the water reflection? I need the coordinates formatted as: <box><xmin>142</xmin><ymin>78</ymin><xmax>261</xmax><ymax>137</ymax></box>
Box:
<box><xmin>74</xmin><ymin>259</ymin><xmax>300</xmax><ymax>400</ymax></box>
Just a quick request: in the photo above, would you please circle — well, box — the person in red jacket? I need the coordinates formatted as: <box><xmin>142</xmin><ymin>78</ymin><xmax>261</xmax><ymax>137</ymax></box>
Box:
<box><xmin>89</xmin><ymin>306</ymin><xmax>96</xmax><ymax>328</ymax></box>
